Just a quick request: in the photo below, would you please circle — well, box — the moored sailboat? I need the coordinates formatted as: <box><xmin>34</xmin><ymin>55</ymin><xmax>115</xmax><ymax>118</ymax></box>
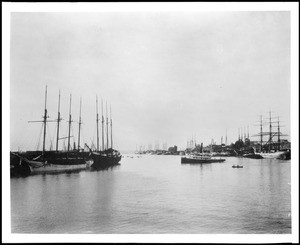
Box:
<box><xmin>86</xmin><ymin>97</ymin><xmax>122</xmax><ymax>170</ymax></box>
<box><xmin>10</xmin><ymin>87</ymin><xmax>92</xmax><ymax>177</ymax></box>
<box><xmin>244</xmin><ymin>112</ymin><xmax>290</xmax><ymax>160</ymax></box>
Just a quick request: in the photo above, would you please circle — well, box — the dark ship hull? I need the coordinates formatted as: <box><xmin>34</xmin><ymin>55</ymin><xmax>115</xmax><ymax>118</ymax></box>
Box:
<box><xmin>242</xmin><ymin>153</ymin><xmax>264</xmax><ymax>159</ymax></box>
<box><xmin>181</xmin><ymin>157</ymin><xmax>225</xmax><ymax>164</ymax></box>
<box><xmin>10</xmin><ymin>151</ymin><xmax>92</xmax><ymax>177</ymax></box>
<box><xmin>90</xmin><ymin>149</ymin><xmax>122</xmax><ymax>169</ymax></box>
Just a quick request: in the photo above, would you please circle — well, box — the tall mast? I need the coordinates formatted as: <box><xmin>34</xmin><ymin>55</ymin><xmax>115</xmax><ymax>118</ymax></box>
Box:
<box><xmin>110</xmin><ymin>104</ymin><xmax>113</xmax><ymax>149</ymax></box>
<box><xmin>225</xmin><ymin>128</ymin><xmax>227</xmax><ymax>145</ymax></box>
<box><xmin>29</xmin><ymin>86</ymin><xmax>59</xmax><ymax>154</ymax></box>
<box><xmin>269</xmin><ymin>110</ymin><xmax>272</xmax><ymax>152</ymax></box>
<box><xmin>260</xmin><ymin>115</ymin><xmax>263</xmax><ymax>152</ymax></box>
<box><xmin>106</xmin><ymin>101</ymin><xmax>109</xmax><ymax>149</ymax></box>
<box><xmin>78</xmin><ymin>97</ymin><xmax>82</xmax><ymax>151</ymax></box>
<box><xmin>241</xmin><ymin>126</ymin><xmax>243</xmax><ymax>141</ymax></box>
<box><xmin>241</xmin><ymin>126</ymin><xmax>244</xmax><ymax>141</ymax></box>
<box><xmin>42</xmin><ymin>85</ymin><xmax>48</xmax><ymax>155</ymax></box>
<box><xmin>96</xmin><ymin>95</ymin><xmax>99</xmax><ymax>151</ymax></box>
<box><xmin>241</xmin><ymin>127</ymin><xmax>243</xmax><ymax>141</ymax></box>
<box><xmin>67</xmin><ymin>94</ymin><xmax>72</xmax><ymax>152</ymax></box>
<box><xmin>241</xmin><ymin>127</ymin><xmax>243</xmax><ymax>140</ymax></box>
<box><xmin>277</xmin><ymin>116</ymin><xmax>280</xmax><ymax>150</ymax></box>
<box><xmin>101</xmin><ymin>98</ymin><xmax>104</xmax><ymax>151</ymax></box>
<box><xmin>247</xmin><ymin>125</ymin><xmax>249</xmax><ymax>139</ymax></box>
<box><xmin>56</xmin><ymin>90</ymin><xmax>61</xmax><ymax>152</ymax></box>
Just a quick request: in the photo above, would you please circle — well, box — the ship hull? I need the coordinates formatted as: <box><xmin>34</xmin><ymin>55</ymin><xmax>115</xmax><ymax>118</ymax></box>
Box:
<box><xmin>10</xmin><ymin>152</ymin><xmax>92</xmax><ymax>177</ymax></box>
<box><xmin>181</xmin><ymin>157</ymin><xmax>225</xmax><ymax>164</ymax></box>
<box><xmin>29</xmin><ymin>162</ymin><xmax>91</xmax><ymax>175</ymax></box>
<box><xmin>243</xmin><ymin>153</ymin><xmax>264</xmax><ymax>159</ymax></box>
<box><xmin>243</xmin><ymin>151</ymin><xmax>290</xmax><ymax>160</ymax></box>
<box><xmin>259</xmin><ymin>151</ymin><xmax>287</xmax><ymax>159</ymax></box>
<box><xmin>90</xmin><ymin>154</ymin><xmax>122</xmax><ymax>169</ymax></box>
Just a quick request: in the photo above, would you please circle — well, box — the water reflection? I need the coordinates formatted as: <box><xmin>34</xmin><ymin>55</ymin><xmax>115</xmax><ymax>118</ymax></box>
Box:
<box><xmin>90</xmin><ymin>164</ymin><xmax>121</xmax><ymax>173</ymax></box>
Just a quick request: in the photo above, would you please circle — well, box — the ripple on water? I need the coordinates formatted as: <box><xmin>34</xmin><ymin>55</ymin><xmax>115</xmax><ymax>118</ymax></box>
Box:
<box><xmin>11</xmin><ymin>156</ymin><xmax>291</xmax><ymax>234</ymax></box>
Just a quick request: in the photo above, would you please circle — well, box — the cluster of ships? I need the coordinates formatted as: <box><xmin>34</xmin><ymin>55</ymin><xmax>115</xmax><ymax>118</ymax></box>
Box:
<box><xmin>136</xmin><ymin>111</ymin><xmax>291</xmax><ymax>164</ymax></box>
<box><xmin>10</xmin><ymin>86</ymin><xmax>291</xmax><ymax>176</ymax></box>
<box><xmin>10</xmin><ymin>86</ymin><xmax>122</xmax><ymax>177</ymax></box>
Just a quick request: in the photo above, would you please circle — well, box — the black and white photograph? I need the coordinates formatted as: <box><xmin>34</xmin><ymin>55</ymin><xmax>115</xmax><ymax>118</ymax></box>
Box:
<box><xmin>2</xmin><ymin>2</ymin><xmax>299</xmax><ymax>243</ymax></box>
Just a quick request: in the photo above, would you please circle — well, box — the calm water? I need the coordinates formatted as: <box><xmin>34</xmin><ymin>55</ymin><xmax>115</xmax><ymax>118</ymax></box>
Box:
<box><xmin>11</xmin><ymin>155</ymin><xmax>291</xmax><ymax>234</ymax></box>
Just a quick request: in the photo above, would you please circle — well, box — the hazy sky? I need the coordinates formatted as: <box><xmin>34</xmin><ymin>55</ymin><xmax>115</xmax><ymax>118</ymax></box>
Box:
<box><xmin>10</xmin><ymin>11</ymin><xmax>291</xmax><ymax>152</ymax></box>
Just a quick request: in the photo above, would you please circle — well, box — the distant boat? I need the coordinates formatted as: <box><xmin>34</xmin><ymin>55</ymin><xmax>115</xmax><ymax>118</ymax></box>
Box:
<box><xmin>10</xmin><ymin>87</ymin><xmax>92</xmax><ymax>177</ymax></box>
<box><xmin>211</xmin><ymin>151</ymin><xmax>233</xmax><ymax>157</ymax></box>
<box><xmin>232</xmin><ymin>165</ymin><xmax>243</xmax><ymax>168</ymax></box>
<box><xmin>181</xmin><ymin>153</ymin><xmax>225</xmax><ymax>164</ymax></box>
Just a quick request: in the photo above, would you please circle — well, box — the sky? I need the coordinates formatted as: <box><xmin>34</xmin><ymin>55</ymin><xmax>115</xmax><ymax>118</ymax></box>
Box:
<box><xmin>9</xmin><ymin>10</ymin><xmax>292</xmax><ymax>152</ymax></box>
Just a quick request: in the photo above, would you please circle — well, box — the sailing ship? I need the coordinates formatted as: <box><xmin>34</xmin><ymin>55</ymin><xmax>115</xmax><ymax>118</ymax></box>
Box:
<box><xmin>10</xmin><ymin>87</ymin><xmax>92</xmax><ymax>177</ymax></box>
<box><xmin>243</xmin><ymin>111</ymin><xmax>290</xmax><ymax>160</ymax></box>
<box><xmin>85</xmin><ymin>96</ymin><xmax>122</xmax><ymax>170</ymax></box>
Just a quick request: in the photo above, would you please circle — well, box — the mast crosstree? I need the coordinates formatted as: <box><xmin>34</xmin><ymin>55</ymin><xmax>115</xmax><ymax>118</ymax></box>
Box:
<box><xmin>28</xmin><ymin>85</ymin><xmax>56</xmax><ymax>155</ymax></box>
<box><xmin>67</xmin><ymin>94</ymin><xmax>73</xmax><ymax>152</ymax></box>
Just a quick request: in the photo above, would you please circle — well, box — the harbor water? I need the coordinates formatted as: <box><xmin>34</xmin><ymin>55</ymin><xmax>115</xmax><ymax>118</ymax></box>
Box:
<box><xmin>11</xmin><ymin>155</ymin><xmax>291</xmax><ymax>234</ymax></box>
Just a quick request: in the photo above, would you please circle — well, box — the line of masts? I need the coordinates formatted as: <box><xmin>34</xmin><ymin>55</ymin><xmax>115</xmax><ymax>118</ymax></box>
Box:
<box><xmin>32</xmin><ymin>86</ymin><xmax>114</xmax><ymax>154</ymax></box>
<box><xmin>238</xmin><ymin>126</ymin><xmax>249</xmax><ymax>141</ymax></box>
<box><xmin>96</xmin><ymin>97</ymin><xmax>113</xmax><ymax>151</ymax></box>
<box><xmin>186</xmin><ymin>129</ymin><xmax>229</xmax><ymax>149</ymax></box>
